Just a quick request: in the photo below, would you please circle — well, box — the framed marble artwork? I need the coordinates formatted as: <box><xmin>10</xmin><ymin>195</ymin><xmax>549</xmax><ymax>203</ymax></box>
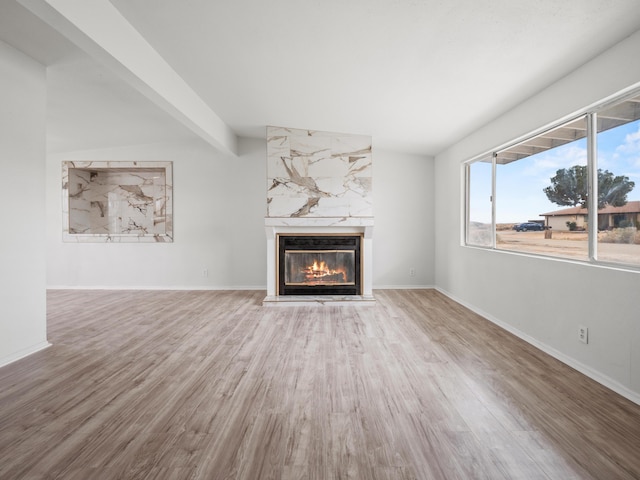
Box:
<box><xmin>62</xmin><ymin>161</ymin><xmax>173</xmax><ymax>243</ymax></box>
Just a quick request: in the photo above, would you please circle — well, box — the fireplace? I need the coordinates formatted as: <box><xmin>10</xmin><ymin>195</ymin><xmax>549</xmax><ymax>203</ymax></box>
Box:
<box><xmin>264</xmin><ymin>126</ymin><xmax>374</xmax><ymax>304</ymax></box>
<box><xmin>278</xmin><ymin>234</ymin><xmax>361</xmax><ymax>295</ymax></box>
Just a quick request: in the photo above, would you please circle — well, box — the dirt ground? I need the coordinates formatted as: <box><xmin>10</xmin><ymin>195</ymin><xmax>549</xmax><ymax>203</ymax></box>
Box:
<box><xmin>497</xmin><ymin>230</ymin><xmax>640</xmax><ymax>265</ymax></box>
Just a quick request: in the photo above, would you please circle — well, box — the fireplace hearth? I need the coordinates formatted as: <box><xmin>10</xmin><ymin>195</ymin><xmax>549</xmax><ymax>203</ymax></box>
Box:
<box><xmin>278</xmin><ymin>235</ymin><xmax>361</xmax><ymax>296</ymax></box>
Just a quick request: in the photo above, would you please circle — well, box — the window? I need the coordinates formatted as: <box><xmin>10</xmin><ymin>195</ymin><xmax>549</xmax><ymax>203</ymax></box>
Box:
<box><xmin>495</xmin><ymin>116</ymin><xmax>589</xmax><ymax>260</ymax></box>
<box><xmin>465</xmin><ymin>89</ymin><xmax>640</xmax><ymax>269</ymax></box>
<box><xmin>596</xmin><ymin>94</ymin><xmax>640</xmax><ymax>266</ymax></box>
<box><xmin>466</xmin><ymin>157</ymin><xmax>493</xmax><ymax>247</ymax></box>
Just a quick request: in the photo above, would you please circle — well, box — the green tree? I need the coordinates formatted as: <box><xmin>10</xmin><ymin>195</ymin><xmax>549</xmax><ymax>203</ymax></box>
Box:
<box><xmin>543</xmin><ymin>165</ymin><xmax>635</xmax><ymax>209</ymax></box>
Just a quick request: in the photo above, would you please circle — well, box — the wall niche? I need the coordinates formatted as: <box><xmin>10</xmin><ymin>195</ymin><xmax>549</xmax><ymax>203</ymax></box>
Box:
<box><xmin>62</xmin><ymin>161</ymin><xmax>173</xmax><ymax>242</ymax></box>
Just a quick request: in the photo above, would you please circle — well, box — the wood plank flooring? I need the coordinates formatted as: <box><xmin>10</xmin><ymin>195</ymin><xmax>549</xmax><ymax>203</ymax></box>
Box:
<box><xmin>1</xmin><ymin>289</ymin><xmax>639</xmax><ymax>479</ymax></box>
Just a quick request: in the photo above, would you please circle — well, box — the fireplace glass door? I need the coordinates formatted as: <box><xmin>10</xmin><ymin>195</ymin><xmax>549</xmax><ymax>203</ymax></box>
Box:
<box><xmin>284</xmin><ymin>250</ymin><xmax>355</xmax><ymax>286</ymax></box>
<box><xmin>278</xmin><ymin>235</ymin><xmax>361</xmax><ymax>295</ymax></box>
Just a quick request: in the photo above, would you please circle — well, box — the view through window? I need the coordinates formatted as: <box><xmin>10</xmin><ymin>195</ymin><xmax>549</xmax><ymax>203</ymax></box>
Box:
<box><xmin>467</xmin><ymin>158</ymin><xmax>493</xmax><ymax>247</ymax></box>
<box><xmin>465</xmin><ymin>91</ymin><xmax>640</xmax><ymax>268</ymax></box>
<box><xmin>596</xmin><ymin>97</ymin><xmax>640</xmax><ymax>266</ymax></box>
<box><xmin>495</xmin><ymin>116</ymin><xmax>589</xmax><ymax>260</ymax></box>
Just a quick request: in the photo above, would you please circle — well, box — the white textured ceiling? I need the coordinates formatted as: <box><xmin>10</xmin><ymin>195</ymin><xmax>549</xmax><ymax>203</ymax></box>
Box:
<box><xmin>3</xmin><ymin>0</ymin><xmax>640</xmax><ymax>155</ymax></box>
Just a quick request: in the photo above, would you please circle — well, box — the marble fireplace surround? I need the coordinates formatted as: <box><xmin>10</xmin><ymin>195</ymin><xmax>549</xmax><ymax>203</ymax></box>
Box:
<box><xmin>264</xmin><ymin>127</ymin><xmax>374</xmax><ymax>305</ymax></box>
<box><xmin>264</xmin><ymin>218</ymin><xmax>374</xmax><ymax>304</ymax></box>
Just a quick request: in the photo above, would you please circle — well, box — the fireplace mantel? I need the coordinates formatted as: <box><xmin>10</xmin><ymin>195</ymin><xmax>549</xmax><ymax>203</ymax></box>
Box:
<box><xmin>264</xmin><ymin>217</ymin><xmax>374</xmax><ymax>304</ymax></box>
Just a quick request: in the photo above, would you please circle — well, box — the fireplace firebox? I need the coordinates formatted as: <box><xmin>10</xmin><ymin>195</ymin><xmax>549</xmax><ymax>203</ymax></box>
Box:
<box><xmin>277</xmin><ymin>234</ymin><xmax>362</xmax><ymax>295</ymax></box>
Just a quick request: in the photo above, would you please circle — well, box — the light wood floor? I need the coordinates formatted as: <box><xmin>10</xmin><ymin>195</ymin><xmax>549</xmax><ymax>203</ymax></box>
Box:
<box><xmin>1</xmin><ymin>290</ymin><xmax>639</xmax><ymax>479</ymax></box>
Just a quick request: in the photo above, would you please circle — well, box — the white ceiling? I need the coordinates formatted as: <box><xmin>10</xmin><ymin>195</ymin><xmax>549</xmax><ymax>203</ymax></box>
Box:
<box><xmin>2</xmin><ymin>0</ymin><xmax>640</xmax><ymax>156</ymax></box>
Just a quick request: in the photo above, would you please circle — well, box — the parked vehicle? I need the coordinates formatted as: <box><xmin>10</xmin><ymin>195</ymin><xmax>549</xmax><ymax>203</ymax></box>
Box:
<box><xmin>513</xmin><ymin>222</ymin><xmax>544</xmax><ymax>232</ymax></box>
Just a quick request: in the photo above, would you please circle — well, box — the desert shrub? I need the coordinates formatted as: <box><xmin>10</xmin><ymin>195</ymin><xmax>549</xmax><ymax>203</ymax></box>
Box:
<box><xmin>598</xmin><ymin>227</ymin><xmax>640</xmax><ymax>244</ymax></box>
<box><xmin>566</xmin><ymin>221</ymin><xmax>578</xmax><ymax>231</ymax></box>
<box><xmin>496</xmin><ymin>223</ymin><xmax>515</xmax><ymax>231</ymax></box>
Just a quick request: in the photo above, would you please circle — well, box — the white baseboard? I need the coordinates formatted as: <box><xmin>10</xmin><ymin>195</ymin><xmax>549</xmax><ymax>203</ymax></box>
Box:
<box><xmin>435</xmin><ymin>287</ymin><xmax>640</xmax><ymax>407</ymax></box>
<box><xmin>0</xmin><ymin>341</ymin><xmax>51</xmax><ymax>369</ymax></box>
<box><xmin>373</xmin><ymin>285</ymin><xmax>435</xmax><ymax>290</ymax></box>
<box><xmin>48</xmin><ymin>285</ymin><xmax>436</xmax><ymax>291</ymax></box>
<box><xmin>47</xmin><ymin>285</ymin><xmax>267</xmax><ymax>291</ymax></box>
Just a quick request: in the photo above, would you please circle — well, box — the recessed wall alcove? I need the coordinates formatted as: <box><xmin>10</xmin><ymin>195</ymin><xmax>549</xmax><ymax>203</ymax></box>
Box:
<box><xmin>62</xmin><ymin>161</ymin><xmax>173</xmax><ymax>243</ymax></box>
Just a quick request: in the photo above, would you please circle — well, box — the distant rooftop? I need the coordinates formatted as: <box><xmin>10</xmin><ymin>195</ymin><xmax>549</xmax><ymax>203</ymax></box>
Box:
<box><xmin>541</xmin><ymin>200</ymin><xmax>640</xmax><ymax>216</ymax></box>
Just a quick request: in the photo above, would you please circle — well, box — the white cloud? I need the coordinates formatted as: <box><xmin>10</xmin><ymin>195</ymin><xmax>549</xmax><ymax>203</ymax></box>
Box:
<box><xmin>520</xmin><ymin>144</ymin><xmax>587</xmax><ymax>177</ymax></box>
<box><xmin>604</xmin><ymin>123</ymin><xmax>640</xmax><ymax>172</ymax></box>
<box><xmin>616</xmin><ymin>126</ymin><xmax>640</xmax><ymax>155</ymax></box>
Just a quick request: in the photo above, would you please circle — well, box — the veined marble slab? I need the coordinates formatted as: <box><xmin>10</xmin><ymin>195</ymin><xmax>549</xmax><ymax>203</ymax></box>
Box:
<box><xmin>62</xmin><ymin>161</ymin><xmax>173</xmax><ymax>243</ymax></box>
<box><xmin>267</xmin><ymin>126</ymin><xmax>373</xmax><ymax>218</ymax></box>
<box><xmin>264</xmin><ymin>217</ymin><xmax>375</xmax><ymax>228</ymax></box>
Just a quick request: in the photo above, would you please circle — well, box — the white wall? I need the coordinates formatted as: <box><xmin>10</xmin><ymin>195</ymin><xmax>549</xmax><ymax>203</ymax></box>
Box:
<box><xmin>47</xmin><ymin>137</ymin><xmax>267</xmax><ymax>289</ymax></box>
<box><xmin>435</xmin><ymin>30</ymin><xmax>640</xmax><ymax>403</ymax></box>
<box><xmin>373</xmin><ymin>149</ymin><xmax>435</xmax><ymax>288</ymax></box>
<box><xmin>47</xmin><ymin>141</ymin><xmax>435</xmax><ymax>290</ymax></box>
<box><xmin>0</xmin><ymin>40</ymin><xmax>49</xmax><ymax>366</ymax></box>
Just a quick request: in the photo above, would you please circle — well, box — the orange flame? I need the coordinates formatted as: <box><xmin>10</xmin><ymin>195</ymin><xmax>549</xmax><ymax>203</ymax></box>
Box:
<box><xmin>303</xmin><ymin>259</ymin><xmax>346</xmax><ymax>281</ymax></box>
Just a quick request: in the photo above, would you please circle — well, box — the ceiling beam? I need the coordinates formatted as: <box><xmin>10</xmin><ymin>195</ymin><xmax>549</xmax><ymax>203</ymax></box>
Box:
<box><xmin>18</xmin><ymin>0</ymin><xmax>238</xmax><ymax>156</ymax></box>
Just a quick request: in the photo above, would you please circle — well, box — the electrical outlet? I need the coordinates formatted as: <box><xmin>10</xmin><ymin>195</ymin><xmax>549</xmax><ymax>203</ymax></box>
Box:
<box><xmin>578</xmin><ymin>325</ymin><xmax>588</xmax><ymax>344</ymax></box>
<box><xmin>202</xmin><ymin>268</ymin><xmax>208</xmax><ymax>278</ymax></box>
<box><xmin>409</xmin><ymin>268</ymin><xmax>416</xmax><ymax>277</ymax></box>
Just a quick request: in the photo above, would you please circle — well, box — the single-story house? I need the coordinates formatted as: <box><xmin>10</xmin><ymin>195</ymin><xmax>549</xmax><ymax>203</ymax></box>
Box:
<box><xmin>541</xmin><ymin>200</ymin><xmax>640</xmax><ymax>231</ymax></box>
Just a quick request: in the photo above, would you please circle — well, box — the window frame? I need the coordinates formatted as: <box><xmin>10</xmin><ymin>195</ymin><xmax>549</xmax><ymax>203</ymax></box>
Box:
<box><xmin>463</xmin><ymin>86</ymin><xmax>640</xmax><ymax>271</ymax></box>
<box><xmin>464</xmin><ymin>155</ymin><xmax>496</xmax><ymax>248</ymax></box>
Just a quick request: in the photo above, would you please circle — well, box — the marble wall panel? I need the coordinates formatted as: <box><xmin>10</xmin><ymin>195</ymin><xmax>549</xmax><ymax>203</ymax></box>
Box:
<box><xmin>62</xmin><ymin>161</ymin><xmax>173</xmax><ymax>242</ymax></box>
<box><xmin>266</xmin><ymin>126</ymin><xmax>372</xmax><ymax>218</ymax></box>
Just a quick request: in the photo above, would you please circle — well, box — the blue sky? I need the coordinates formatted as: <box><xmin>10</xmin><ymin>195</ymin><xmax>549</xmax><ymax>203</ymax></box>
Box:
<box><xmin>469</xmin><ymin>119</ymin><xmax>640</xmax><ymax>224</ymax></box>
